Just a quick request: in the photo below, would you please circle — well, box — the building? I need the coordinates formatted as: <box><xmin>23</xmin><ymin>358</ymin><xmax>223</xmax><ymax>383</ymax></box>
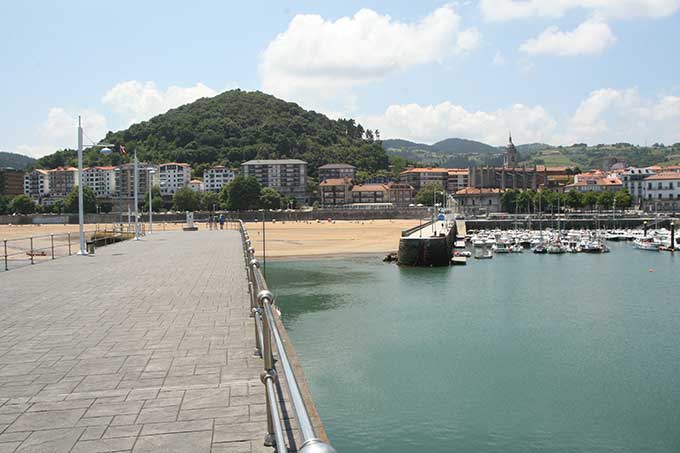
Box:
<box><xmin>319</xmin><ymin>178</ymin><xmax>353</xmax><ymax>207</ymax></box>
<box><xmin>642</xmin><ymin>172</ymin><xmax>680</xmax><ymax>212</ymax></box>
<box><xmin>351</xmin><ymin>183</ymin><xmax>389</xmax><ymax>204</ymax></box>
<box><xmin>159</xmin><ymin>163</ymin><xmax>192</xmax><ymax>196</ymax></box>
<box><xmin>469</xmin><ymin>166</ymin><xmax>545</xmax><ymax>190</ymax></box>
<box><xmin>504</xmin><ymin>133</ymin><xmax>518</xmax><ymax>167</ymax></box>
<box><xmin>0</xmin><ymin>168</ymin><xmax>25</xmax><ymax>196</ymax></box>
<box><xmin>565</xmin><ymin>171</ymin><xmax>622</xmax><ymax>193</ymax></box>
<box><xmin>318</xmin><ymin>163</ymin><xmax>356</xmax><ymax>181</ymax></box>
<box><xmin>446</xmin><ymin>169</ymin><xmax>469</xmax><ymax>194</ymax></box>
<box><xmin>82</xmin><ymin>166</ymin><xmax>116</xmax><ymax>198</ymax></box>
<box><xmin>188</xmin><ymin>180</ymin><xmax>204</xmax><ymax>192</ymax></box>
<box><xmin>241</xmin><ymin>159</ymin><xmax>308</xmax><ymax>203</ymax></box>
<box><xmin>399</xmin><ymin>168</ymin><xmax>449</xmax><ymax>192</ymax></box>
<box><xmin>24</xmin><ymin>169</ymin><xmax>50</xmax><ymax>199</ymax></box>
<box><xmin>115</xmin><ymin>163</ymin><xmax>156</xmax><ymax>199</ymax></box>
<box><xmin>453</xmin><ymin>188</ymin><xmax>504</xmax><ymax>215</ymax></box>
<box><xmin>203</xmin><ymin>166</ymin><xmax>236</xmax><ymax>193</ymax></box>
<box><xmin>386</xmin><ymin>182</ymin><xmax>415</xmax><ymax>207</ymax></box>
<box><xmin>620</xmin><ymin>167</ymin><xmax>656</xmax><ymax>204</ymax></box>
<box><xmin>47</xmin><ymin>167</ymin><xmax>79</xmax><ymax>198</ymax></box>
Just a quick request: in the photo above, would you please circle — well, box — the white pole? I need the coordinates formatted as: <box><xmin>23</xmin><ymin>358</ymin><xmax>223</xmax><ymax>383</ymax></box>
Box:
<box><xmin>134</xmin><ymin>150</ymin><xmax>140</xmax><ymax>240</ymax></box>
<box><xmin>148</xmin><ymin>170</ymin><xmax>153</xmax><ymax>234</ymax></box>
<box><xmin>77</xmin><ymin>116</ymin><xmax>86</xmax><ymax>255</ymax></box>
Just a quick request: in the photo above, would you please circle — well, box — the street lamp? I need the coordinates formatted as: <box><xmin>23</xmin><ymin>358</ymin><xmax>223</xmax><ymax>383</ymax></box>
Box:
<box><xmin>76</xmin><ymin>116</ymin><xmax>115</xmax><ymax>255</ymax></box>
<box><xmin>147</xmin><ymin>168</ymin><xmax>156</xmax><ymax>234</ymax></box>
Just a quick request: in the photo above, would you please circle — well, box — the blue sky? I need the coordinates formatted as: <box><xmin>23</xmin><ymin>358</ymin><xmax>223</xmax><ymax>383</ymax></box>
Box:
<box><xmin>2</xmin><ymin>0</ymin><xmax>680</xmax><ymax>157</ymax></box>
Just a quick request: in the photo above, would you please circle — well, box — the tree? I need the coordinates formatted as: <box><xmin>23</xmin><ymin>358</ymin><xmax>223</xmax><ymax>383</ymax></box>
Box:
<box><xmin>597</xmin><ymin>190</ymin><xmax>615</xmax><ymax>210</ymax></box>
<box><xmin>225</xmin><ymin>176</ymin><xmax>262</xmax><ymax>210</ymax></box>
<box><xmin>517</xmin><ymin>190</ymin><xmax>535</xmax><ymax>213</ymax></box>
<box><xmin>260</xmin><ymin>187</ymin><xmax>282</xmax><ymax>209</ymax></box>
<box><xmin>416</xmin><ymin>182</ymin><xmax>445</xmax><ymax>206</ymax></box>
<box><xmin>0</xmin><ymin>195</ymin><xmax>11</xmax><ymax>214</ymax></box>
<box><xmin>565</xmin><ymin>190</ymin><xmax>583</xmax><ymax>209</ymax></box>
<box><xmin>614</xmin><ymin>189</ymin><xmax>632</xmax><ymax>209</ymax></box>
<box><xmin>173</xmin><ymin>186</ymin><xmax>202</xmax><ymax>212</ymax></box>
<box><xmin>582</xmin><ymin>191</ymin><xmax>598</xmax><ymax>210</ymax></box>
<box><xmin>142</xmin><ymin>186</ymin><xmax>164</xmax><ymax>212</ymax></box>
<box><xmin>64</xmin><ymin>186</ymin><xmax>97</xmax><ymax>213</ymax></box>
<box><xmin>201</xmin><ymin>191</ymin><xmax>221</xmax><ymax>211</ymax></box>
<box><xmin>8</xmin><ymin>195</ymin><xmax>36</xmax><ymax>214</ymax></box>
<box><xmin>500</xmin><ymin>189</ymin><xmax>518</xmax><ymax>213</ymax></box>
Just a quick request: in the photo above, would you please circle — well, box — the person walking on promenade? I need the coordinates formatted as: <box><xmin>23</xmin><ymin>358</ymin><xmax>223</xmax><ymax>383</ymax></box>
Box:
<box><xmin>208</xmin><ymin>215</ymin><xmax>214</xmax><ymax>230</ymax></box>
<box><xmin>219</xmin><ymin>213</ymin><xmax>225</xmax><ymax>230</ymax></box>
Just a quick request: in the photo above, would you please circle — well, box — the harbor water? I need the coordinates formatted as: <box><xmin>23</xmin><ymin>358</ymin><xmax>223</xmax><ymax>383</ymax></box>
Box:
<box><xmin>268</xmin><ymin>243</ymin><xmax>680</xmax><ymax>452</ymax></box>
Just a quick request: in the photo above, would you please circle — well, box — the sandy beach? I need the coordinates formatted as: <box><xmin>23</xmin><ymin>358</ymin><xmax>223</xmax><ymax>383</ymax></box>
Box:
<box><xmin>0</xmin><ymin>219</ymin><xmax>419</xmax><ymax>260</ymax></box>
<box><xmin>243</xmin><ymin>219</ymin><xmax>416</xmax><ymax>259</ymax></box>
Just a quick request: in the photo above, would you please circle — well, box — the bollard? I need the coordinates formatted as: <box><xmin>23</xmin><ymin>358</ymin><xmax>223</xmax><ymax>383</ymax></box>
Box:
<box><xmin>30</xmin><ymin>237</ymin><xmax>34</xmax><ymax>264</ymax></box>
<box><xmin>51</xmin><ymin>234</ymin><xmax>55</xmax><ymax>259</ymax></box>
<box><xmin>3</xmin><ymin>240</ymin><xmax>7</xmax><ymax>271</ymax></box>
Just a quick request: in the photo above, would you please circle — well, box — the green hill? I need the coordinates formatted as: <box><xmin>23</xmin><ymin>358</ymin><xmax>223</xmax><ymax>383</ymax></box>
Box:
<box><xmin>0</xmin><ymin>151</ymin><xmax>36</xmax><ymax>170</ymax></box>
<box><xmin>36</xmin><ymin>90</ymin><xmax>389</xmax><ymax>177</ymax></box>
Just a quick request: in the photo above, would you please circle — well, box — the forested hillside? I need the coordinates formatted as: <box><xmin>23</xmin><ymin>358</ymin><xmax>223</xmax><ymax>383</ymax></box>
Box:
<box><xmin>0</xmin><ymin>151</ymin><xmax>35</xmax><ymax>169</ymax></box>
<box><xmin>36</xmin><ymin>90</ymin><xmax>389</xmax><ymax>177</ymax></box>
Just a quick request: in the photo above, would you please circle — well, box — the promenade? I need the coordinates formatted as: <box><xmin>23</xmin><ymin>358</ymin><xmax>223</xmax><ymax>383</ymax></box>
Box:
<box><xmin>0</xmin><ymin>230</ymin><xmax>295</xmax><ymax>452</ymax></box>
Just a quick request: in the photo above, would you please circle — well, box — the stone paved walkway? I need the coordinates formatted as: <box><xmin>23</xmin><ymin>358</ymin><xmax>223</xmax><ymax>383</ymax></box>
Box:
<box><xmin>0</xmin><ymin>230</ymin><xmax>288</xmax><ymax>452</ymax></box>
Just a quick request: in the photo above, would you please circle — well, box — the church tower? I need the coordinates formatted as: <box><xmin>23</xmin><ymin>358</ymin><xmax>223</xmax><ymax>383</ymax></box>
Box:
<box><xmin>504</xmin><ymin>132</ymin><xmax>518</xmax><ymax>168</ymax></box>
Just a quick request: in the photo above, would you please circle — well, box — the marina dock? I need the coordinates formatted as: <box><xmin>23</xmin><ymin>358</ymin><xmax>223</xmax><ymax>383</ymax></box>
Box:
<box><xmin>0</xmin><ymin>230</ymin><xmax>325</xmax><ymax>452</ymax></box>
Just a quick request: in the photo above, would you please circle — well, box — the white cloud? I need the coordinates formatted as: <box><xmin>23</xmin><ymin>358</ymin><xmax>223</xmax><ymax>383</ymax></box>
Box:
<box><xmin>363</xmin><ymin>88</ymin><xmax>680</xmax><ymax>146</ymax></box>
<box><xmin>16</xmin><ymin>108</ymin><xmax>108</xmax><ymax>158</ymax></box>
<box><xmin>561</xmin><ymin>88</ymin><xmax>680</xmax><ymax>144</ymax></box>
<box><xmin>520</xmin><ymin>20</ymin><xmax>617</xmax><ymax>56</ymax></box>
<box><xmin>102</xmin><ymin>81</ymin><xmax>218</xmax><ymax>126</ymax></box>
<box><xmin>361</xmin><ymin>101</ymin><xmax>557</xmax><ymax>145</ymax></box>
<box><xmin>261</xmin><ymin>5</ymin><xmax>479</xmax><ymax>113</ymax></box>
<box><xmin>492</xmin><ymin>51</ymin><xmax>506</xmax><ymax>66</ymax></box>
<box><xmin>480</xmin><ymin>0</ymin><xmax>680</xmax><ymax>21</ymax></box>
<box><xmin>15</xmin><ymin>80</ymin><xmax>220</xmax><ymax>157</ymax></box>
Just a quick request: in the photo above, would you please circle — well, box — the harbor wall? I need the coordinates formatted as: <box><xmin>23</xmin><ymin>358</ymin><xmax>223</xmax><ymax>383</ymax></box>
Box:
<box><xmin>398</xmin><ymin>222</ymin><xmax>458</xmax><ymax>267</ymax></box>
<box><xmin>466</xmin><ymin>217</ymin><xmax>679</xmax><ymax>230</ymax></box>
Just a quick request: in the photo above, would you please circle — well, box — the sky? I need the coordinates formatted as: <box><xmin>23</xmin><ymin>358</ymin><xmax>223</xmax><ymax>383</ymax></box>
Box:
<box><xmin>2</xmin><ymin>0</ymin><xmax>680</xmax><ymax>157</ymax></box>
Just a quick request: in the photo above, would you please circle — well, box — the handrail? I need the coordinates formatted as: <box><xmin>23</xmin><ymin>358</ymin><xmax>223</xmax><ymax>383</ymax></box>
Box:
<box><xmin>235</xmin><ymin>219</ymin><xmax>336</xmax><ymax>453</ymax></box>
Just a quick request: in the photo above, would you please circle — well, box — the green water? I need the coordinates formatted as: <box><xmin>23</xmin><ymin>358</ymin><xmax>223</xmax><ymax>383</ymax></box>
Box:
<box><xmin>267</xmin><ymin>244</ymin><xmax>680</xmax><ymax>453</ymax></box>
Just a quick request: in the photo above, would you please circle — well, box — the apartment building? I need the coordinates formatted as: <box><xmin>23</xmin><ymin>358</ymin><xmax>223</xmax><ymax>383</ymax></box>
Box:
<box><xmin>0</xmin><ymin>168</ymin><xmax>25</xmax><ymax>196</ymax></box>
<box><xmin>386</xmin><ymin>182</ymin><xmax>415</xmax><ymax>207</ymax></box>
<box><xmin>159</xmin><ymin>163</ymin><xmax>191</xmax><ymax>196</ymax></box>
<box><xmin>115</xmin><ymin>163</ymin><xmax>157</xmax><ymax>199</ymax></box>
<box><xmin>47</xmin><ymin>167</ymin><xmax>79</xmax><ymax>197</ymax></box>
<box><xmin>188</xmin><ymin>180</ymin><xmax>204</xmax><ymax>192</ymax></box>
<box><xmin>642</xmin><ymin>172</ymin><xmax>680</xmax><ymax>211</ymax></box>
<box><xmin>318</xmin><ymin>163</ymin><xmax>356</xmax><ymax>181</ymax></box>
<box><xmin>446</xmin><ymin>169</ymin><xmax>469</xmax><ymax>194</ymax></box>
<box><xmin>319</xmin><ymin>178</ymin><xmax>353</xmax><ymax>207</ymax></box>
<box><xmin>203</xmin><ymin>166</ymin><xmax>236</xmax><ymax>193</ymax></box>
<box><xmin>351</xmin><ymin>183</ymin><xmax>389</xmax><ymax>204</ymax></box>
<box><xmin>241</xmin><ymin>159</ymin><xmax>307</xmax><ymax>203</ymax></box>
<box><xmin>24</xmin><ymin>169</ymin><xmax>50</xmax><ymax>199</ymax></box>
<box><xmin>399</xmin><ymin>168</ymin><xmax>449</xmax><ymax>192</ymax></box>
<box><xmin>82</xmin><ymin>166</ymin><xmax>116</xmax><ymax>198</ymax></box>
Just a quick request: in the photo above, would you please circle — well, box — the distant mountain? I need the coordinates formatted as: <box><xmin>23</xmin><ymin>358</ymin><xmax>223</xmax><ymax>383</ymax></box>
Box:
<box><xmin>0</xmin><ymin>151</ymin><xmax>36</xmax><ymax>170</ymax></box>
<box><xmin>383</xmin><ymin>137</ymin><xmax>498</xmax><ymax>155</ymax></box>
<box><xmin>430</xmin><ymin>138</ymin><xmax>498</xmax><ymax>155</ymax></box>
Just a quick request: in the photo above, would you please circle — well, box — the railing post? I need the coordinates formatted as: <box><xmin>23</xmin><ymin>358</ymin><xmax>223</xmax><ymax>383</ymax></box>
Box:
<box><xmin>3</xmin><ymin>240</ymin><xmax>7</xmax><ymax>271</ymax></box>
<box><xmin>51</xmin><ymin>234</ymin><xmax>55</xmax><ymax>259</ymax></box>
<box><xmin>30</xmin><ymin>237</ymin><xmax>34</xmax><ymax>264</ymax></box>
<box><xmin>68</xmin><ymin>233</ymin><xmax>72</xmax><ymax>256</ymax></box>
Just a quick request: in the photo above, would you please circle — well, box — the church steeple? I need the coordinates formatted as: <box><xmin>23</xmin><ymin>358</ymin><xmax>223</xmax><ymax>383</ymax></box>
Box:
<box><xmin>504</xmin><ymin>132</ymin><xmax>518</xmax><ymax>168</ymax></box>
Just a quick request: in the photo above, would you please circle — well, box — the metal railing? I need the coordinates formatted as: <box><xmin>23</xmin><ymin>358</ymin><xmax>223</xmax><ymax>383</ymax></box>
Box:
<box><xmin>2</xmin><ymin>223</ymin><xmax>143</xmax><ymax>272</ymax></box>
<box><xmin>233</xmin><ymin>219</ymin><xmax>336</xmax><ymax>453</ymax></box>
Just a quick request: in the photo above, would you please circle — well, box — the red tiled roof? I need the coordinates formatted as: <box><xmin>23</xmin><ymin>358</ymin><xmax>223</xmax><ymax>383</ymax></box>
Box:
<box><xmin>319</xmin><ymin>177</ymin><xmax>352</xmax><ymax>187</ymax></box>
<box><xmin>351</xmin><ymin>183</ymin><xmax>388</xmax><ymax>192</ymax></box>
<box><xmin>455</xmin><ymin>187</ymin><xmax>504</xmax><ymax>195</ymax></box>
<box><xmin>645</xmin><ymin>172</ymin><xmax>680</xmax><ymax>181</ymax></box>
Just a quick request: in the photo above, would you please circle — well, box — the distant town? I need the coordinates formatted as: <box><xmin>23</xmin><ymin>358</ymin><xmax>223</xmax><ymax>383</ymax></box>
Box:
<box><xmin>1</xmin><ymin>135</ymin><xmax>680</xmax><ymax>215</ymax></box>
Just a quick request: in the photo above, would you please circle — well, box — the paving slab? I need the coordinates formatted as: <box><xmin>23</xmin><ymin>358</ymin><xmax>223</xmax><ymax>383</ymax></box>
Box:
<box><xmin>0</xmin><ymin>230</ymin><xmax>299</xmax><ymax>452</ymax></box>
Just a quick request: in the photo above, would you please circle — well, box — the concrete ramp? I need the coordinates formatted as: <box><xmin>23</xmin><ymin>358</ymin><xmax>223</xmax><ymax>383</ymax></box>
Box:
<box><xmin>456</xmin><ymin>220</ymin><xmax>467</xmax><ymax>238</ymax></box>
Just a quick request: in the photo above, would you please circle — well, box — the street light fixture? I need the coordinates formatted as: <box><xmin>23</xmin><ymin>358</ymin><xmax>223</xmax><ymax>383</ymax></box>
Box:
<box><xmin>76</xmin><ymin>116</ymin><xmax>115</xmax><ymax>256</ymax></box>
<box><xmin>147</xmin><ymin>168</ymin><xmax>156</xmax><ymax>234</ymax></box>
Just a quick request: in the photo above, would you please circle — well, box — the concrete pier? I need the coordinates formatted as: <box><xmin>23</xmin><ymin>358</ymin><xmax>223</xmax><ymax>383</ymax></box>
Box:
<box><xmin>0</xmin><ymin>231</ymin><xmax>308</xmax><ymax>452</ymax></box>
<box><xmin>398</xmin><ymin>221</ymin><xmax>457</xmax><ymax>266</ymax></box>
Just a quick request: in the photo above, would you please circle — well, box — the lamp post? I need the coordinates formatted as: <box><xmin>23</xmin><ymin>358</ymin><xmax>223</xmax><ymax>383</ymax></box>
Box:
<box><xmin>147</xmin><ymin>168</ymin><xmax>156</xmax><ymax>234</ymax></box>
<box><xmin>133</xmin><ymin>150</ymin><xmax>140</xmax><ymax>240</ymax></box>
<box><xmin>76</xmin><ymin>116</ymin><xmax>115</xmax><ymax>255</ymax></box>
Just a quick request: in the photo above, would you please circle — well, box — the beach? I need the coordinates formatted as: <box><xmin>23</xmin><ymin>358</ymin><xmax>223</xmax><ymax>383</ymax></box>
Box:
<box><xmin>0</xmin><ymin>219</ymin><xmax>419</xmax><ymax>258</ymax></box>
